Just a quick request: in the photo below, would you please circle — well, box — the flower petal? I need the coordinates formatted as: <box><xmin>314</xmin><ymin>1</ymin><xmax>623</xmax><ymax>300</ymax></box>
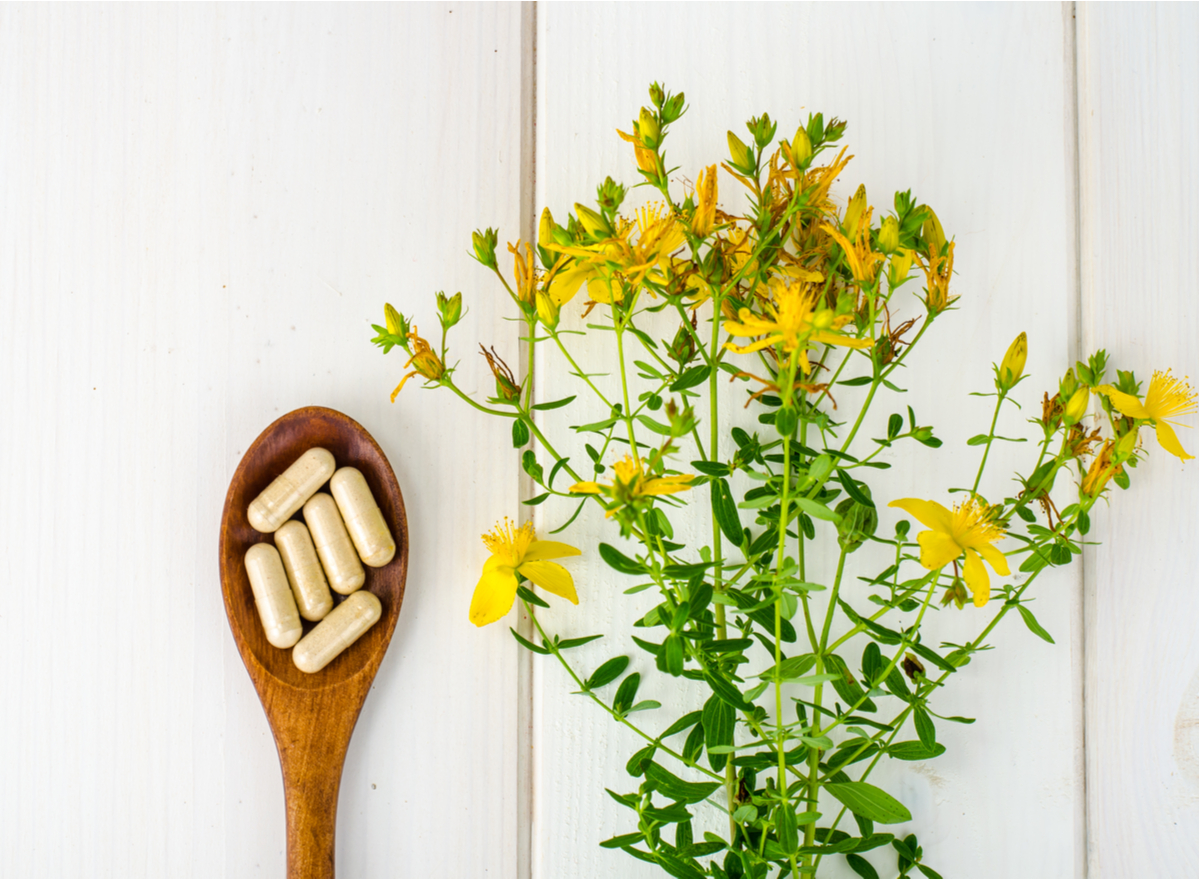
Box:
<box><xmin>1154</xmin><ymin>420</ymin><xmax>1195</xmax><ymax>461</ymax></box>
<box><xmin>1095</xmin><ymin>385</ymin><xmax>1150</xmax><ymax>420</ymax></box>
<box><xmin>548</xmin><ymin>262</ymin><xmax>591</xmax><ymax>305</ymax></box>
<box><xmin>524</xmin><ymin>540</ymin><xmax>583</xmax><ymax>562</ymax></box>
<box><xmin>917</xmin><ymin>529</ymin><xmax>962</xmax><ymax>570</ymax></box>
<box><xmin>962</xmin><ymin>549</ymin><xmax>991</xmax><ymax>607</ymax></box>
<box><xmin>889</xmin><ymin>498</ymin><xmax>955</xmax><ymax>532</ymax></box>
<box><xmin>568</xmin><ymin>482</ymin><xmax>603</xmax><ymax>495</ymax></box>
<box><xmin>517</xmin><ymin>561</ymin><xmax>579</xmax><ymax>605</ymax></box>
<box><xmin>641</xmin><ymin>476</ymin><xmax>693</xmax><ymax>496</ymax></box>
<box><xmin>976</xmin><ymin>543</ymin><xmax>1011</xmax><ymax>577</ymax></box>
<box><xmin>469</xmin><ymin>566</ymin><xmax>519</xmax><ymax>627</ymax></box>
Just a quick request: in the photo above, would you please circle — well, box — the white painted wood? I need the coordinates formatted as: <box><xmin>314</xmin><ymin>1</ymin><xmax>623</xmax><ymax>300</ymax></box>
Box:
<box><xmin>532</xmin><ymin>4</ymin><xmax>1086</xmax><ymax>878</ymax></box>
<box><xmin>0</xmin><ymin>4</ymin><xmax>523</xmax><ymax>877</ymax></box>
<box><xmin>1076</xmin><ymin>3</ymin><xmax>1200</xmax><ymax>876</ymax></box>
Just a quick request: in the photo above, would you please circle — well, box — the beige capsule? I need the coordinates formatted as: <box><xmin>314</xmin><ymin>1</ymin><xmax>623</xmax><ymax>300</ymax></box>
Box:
<box><xmin>292</xmin><ymin>591</ymin><xmax>382</xmax><ymax>673</ymax></box>
<box><xmin>275</xmin><ymin>520</ymin><xmax>334</xmax><ymax>621</ymax></box>
<box><xmin>303</xmin><ymin>492</ymin><xmax>366</xmax><ymax>595</ymax></box>
<box><xmin>244</xmin><ymin>543</ymin><xmax>303</xmax><ymax>648</ymax></box>
<box><xmin>330</xmin><ymin>467</ymin><xmax>396</xmax><ymax>567</ymax></box>
<box><xmin>247</xmin><ymin>448</ymin><xmax>335</xmax><ymax>533</ymax></box>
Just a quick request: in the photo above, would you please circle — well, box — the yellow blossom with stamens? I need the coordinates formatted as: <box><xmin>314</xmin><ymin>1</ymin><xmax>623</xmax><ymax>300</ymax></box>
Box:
<box><xmin>1096</xmin><ymin>370</ymin><xmax>1198</xmax><ymax>461</ymax></box>
<box><xmin>1081</xmin><ymin>440</ymin><xmax>1119</xmax><ymax>497</ymax></box>
<box><xmin>692</xmin><ymin>165</ymin><xmax>718</xmax><ymax>237</ymax></box>
<box><xmin>569</xmin><ymin>455</ymin><xmax>692</xmax><ymax>513</ymax></box>
<box><xmin>888</xmin><ymin>497</ymin><xmax>1010</xmax><ymax>607</ymax></box>
<box><xmin>469</xmin><ymin>519</ymin><xmax>581</xmax><ymax>627</ymax></box>
<box><xmin>821</xmin><ymin>209</ymin><xmax>885</xmax><ymax>285</ymax></box>
<box><xmin>911</xmin><ymin>243</ymin><xmax>957</xmax><ymax>314</ymax></box>
<box><xmin>508</xmin><ymin>241</ymin><xmax>537</xmax><ymax>306</ymax></box>
<box><xmin>723</xmin><ymin>277</ymin><xmax>872</xmax><ymax>374</ymax></box>
<box><xmin>390</xmin><ymin>326</ymin><xmax>444</xmax><ymax>401</ymax></box>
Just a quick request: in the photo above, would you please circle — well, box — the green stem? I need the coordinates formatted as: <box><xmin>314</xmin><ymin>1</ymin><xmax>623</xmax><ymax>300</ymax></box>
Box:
<box><xmin>970</xmin><ymin>391</ymin><xmax>1007</xmax><ymax>497</ymax></box>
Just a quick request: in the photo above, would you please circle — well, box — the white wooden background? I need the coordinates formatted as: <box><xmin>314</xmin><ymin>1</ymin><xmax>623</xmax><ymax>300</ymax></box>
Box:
<box><xmin>0</xmin><ymin>4</ymin><xmax>1193</xmax><ymax>878</ymax></box>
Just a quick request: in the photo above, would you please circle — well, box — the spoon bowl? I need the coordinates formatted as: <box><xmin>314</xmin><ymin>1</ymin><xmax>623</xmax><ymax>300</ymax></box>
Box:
<box><xmin>220</xmin><ymin>406</ymin><xmax>407</xmax><ymax>879</ymax></box>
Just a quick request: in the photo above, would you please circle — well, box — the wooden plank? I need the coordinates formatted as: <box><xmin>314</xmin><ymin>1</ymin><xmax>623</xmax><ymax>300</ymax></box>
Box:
<box><xmin>0</xmin><ymin>4</ymin><xmax>523</xmax><ymax>876</ymax></box>
<box><xmin>1076</xmin><ymin>4</ymin><xmax>1200</xmax><ymax>876</ymax></box>
<box><xmin>532</xmin><ymin>4</ymin><xmax>1084</xmax><ymax>877</ymax></box>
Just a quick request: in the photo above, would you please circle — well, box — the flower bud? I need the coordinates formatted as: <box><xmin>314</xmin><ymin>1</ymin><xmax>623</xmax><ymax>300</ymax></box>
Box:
<box><xmin>887</xmin><ymin>248</ymin><xmax>914</xmax><ymax>288</ymax></box>
<box><xmin>1059</xmin><ymin>368</ymin><xmax>1078</xmax><ymax>400</ymax></box>
<box><xmin>637</xmin><ymin>107</ymin><xmax>660</xmax><ymax>149</ymax></box>
<box><xmin>665</xmin><ymin>399</ymin><xmax>697</xmax><ymax>437</ymax></box>
<box><xmin>384</xmin><ymin>303</ymin><xmax>408</xmax><ymax>338</ymax></box>
<box><xmin>538</xmin><ymin>207</ymin><xmax>558</xmax><ymax>252</ymax></box>
<box><xmin>574</xmin><ymin>203</ymin><xmax>609</xmax><ymax>237</ymax></box>
<box><xmin>1062</xmin><ymin>386</ymin><xmax>1090</xmax><ymax>425</ymax></box>
<box><xmin>790</xmin><ymin>125</ymin><xmax>812</xmax><ymax>165</ymax></box>
<box><xmin>472</xmin><ymin>228</ymin><xmax>499</xmax><ymax>269</ymax></box>
<box><xmin>668</xmin><ymin>322</ymin><xmax>697</xmax><ymax>365</ymax></box>
<box><xmin>436</xmin><ymin>291</ymin><xmax>463</xmax><ymax>329</ymax></box>
<box><xmin>842</xmin><ymin>184</ymin><xmax>867</xmax><ymax>237</ymax></box>
<box><xmin>691</xmin><ymin>165</ymin><xmax>718</xmax><ymax>238</ymax></box>
<box><xmin>535</xmin><ymin>290</ymin><xmax>559</xmax><ymax>330</ymax></box>
<box><xmin>878</xmin><ymin>216</ymin><xmax>901</xmax><ymax>254</ymax></box>
<box><xmin>812</xmin><ymin>308</ymin><xmax>836</xmax><ymax>330</ymax></box>
<box><xmin>727</xmin><ymin>130</ymin><xmax>754</xmax><ymax>172</ymax></box>
<box><xmin>1115</xmin><ymin>429</ymin><xmax>1138</xmax><ymax>461</ymax></box>
<box><xmin>996</xmin><ymin>332</ymin><xmax>1028</xmax><ymax>392</ymax></box>
<box><xmin>835</xmin><ymin>485</ymin><xmax>878</xmax><ymax>554</ymax></box>
<box><xmin>921</xmin><ymin>206</ymin><xmax>946</xmax><ymax>257</ymax></box>
<box><xmin>648</xmin><ymin>82</ymin><xmax>665</xmax><ymax>109</ymax></box>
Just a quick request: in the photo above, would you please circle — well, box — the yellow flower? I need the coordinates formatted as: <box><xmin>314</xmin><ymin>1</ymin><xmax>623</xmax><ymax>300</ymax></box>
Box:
<box><xmin>469</xmin><ymin>519</ymin><xmax>581</xmax><ymax>627</ymax></box>
<box><xmin>692</xmin><ymin>165</ymin><xmax>718</xmax><ymax>237</ymax></box>
<box><xmin>390</xmin><ymin>327</ymin><xmax>444</xmax><ymax>401</ymax></box>
<box><xmin>1096</xmin><ymin>370</ymin><xmax>1198</xmax><ymax>461</ymax></box>
<box><xmin>543</xmin><ymin>203</ymin><xmax>685</xmax><ymax>305</ymax></box>
<box><xmin>508</xmin><ymin>241</ymin><xmax>537</xmax><ymax>306</ymax></box>
<box><xmin>1062</xmin><ymin>386</ymin><xmax>1090</xmax><ymax>425</ymax></box>
<box><xmin>821</xmin><ymin>212</ymin><xmax>885</xmax><ymax>285</ymax></box>
<box><xmin>569</xmin><ymin>455</ymin><xmax>692</xmax><ymax>513</ymax></box>
<box><xmin>888</xmin><ymin>497</ymin><xmax>1010</xmax><ymax>607</ymax></box>
<box><xmin>723</xmin><ymin>276</ymin><xmax>872</xmax><ymax>374</ymax></box>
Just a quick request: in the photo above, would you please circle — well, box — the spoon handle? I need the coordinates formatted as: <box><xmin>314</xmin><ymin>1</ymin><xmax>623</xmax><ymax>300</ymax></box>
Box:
<box><xmin>270</xmin><ymin>687</ymin><xmax>365</xmax><ymax>879</ymax></box>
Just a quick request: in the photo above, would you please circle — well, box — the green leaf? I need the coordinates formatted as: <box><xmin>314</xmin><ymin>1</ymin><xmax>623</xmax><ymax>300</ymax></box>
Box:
<box><xmin>966</xmin><ymin>434</ymin><xmax>991</xmax><ymax>446</ymax></box>
<box><xmin>661</xmin><ymin>710</ymin><xmax>703</xmax><ymax>739</ymax></box>
<box><xmin>710</xmin><ymin>478</ymin><xmax>744</xmax><ymax>545</ymax></box>
<box><xmin>664</xmin><ymin>633</ymin><xmax>685</xmax><ymax>677</ymax></box>
<box><xmin>644</xmin><ymin>761</ymin><xmax>722</xmax><ymax>804</ymax></box>
<box><xmin>557</xmin><ymin>634</ymin><xmax>603</xmax><ymax>650</ymax></box>
<box><xmin>690</xmin><ymin>460</ymin><xmax>730</xmax><ymax>477</ymax></box>
<box><xmin>509</xmin><ymin>628</ymin><xmax>548</xmax><ymax>655</ymax></box>
<box><xmin>793</xmin><ymin>497</ymin><xmax>841</xmax><ymax>523</ymax></box>
<box><xmin>532</xmin><ymin>395</ymin><xmax>577</xmax><ymax>411</ymax></box>
<box><xmin>917</xmin><ymin>865</ymin><xmax>945</xmax><ymax>879</ymax></box>
<box><xmin>775</xmin><ymin>805</ymin><xmax>799</xmax><ymax>853</ymax></box>
<box><xmin>702</xmin><ymin>694</ymin><xmax>735</xmax><ymax>771</ymax></box>
<box><xmin>637</xmin><ymin>414</ymin><xmax>674</xmax><ymax>436</ymax></box>
<box><xmin>670</xmin><ymin>364</ymin><xmax>711</xmax><ymax>391</ymax></box>
<box><xmin>837</xmin><ymin>470</ymin><xmax>875</xmax><ymax>507</ymax></box>
<box><xmin>839</xmin><ymin>376</ymin><xmax>874</xmax><ymax>387</ymax></box>
<box><xmin>704</xmin><ymin>672</ymin><xmax>753</xmax><ymax>711</ymax></box>
<box><xmin>758</xmin><ymin>655</ymin><xmax>816</xmax><ymax>682</ymax></box>
<box><xmin>599</xmin><ymin>832</ymin><xmax>645</xmax><ymax>849</ymax></box>
<box><xmin>908</xmin><ymin>641</ymin><xmax>955</xmax><ymax>673</ymax></box>
<box><xmin>887</xmin><ymin>413</ymin><xmax>904</xmax><ymax>440</ymax></box>
<box><xmin>775</xmin><ymin>406</ymin><xmax>799</xmax><ymax>437</ymax></box>
<box><xmin>913</xmin><ymin>707</ymin><xmax>936</xmax><ymax>749</ymax></box>
<box><xmin>888</xmin><ymin>741</ymin><xmax>947</xmax><ymax>761</ymax></box>
<box><xmin>599</xmin><ymin>543</ymin><xmax>644</xmax><ymax>575</ymax></box>
<box><xmin>846</xmin><ymin>854</ymin><xmax>881</xmax><ymax>879</ymax></box>
<box><xmin>1017</xmin><ymin>605</ymin><xmax>1055</xmax><ymax>643</ymax></box>
<box><xmin>824</xmin><ymin>781</ymin><xmax>913</xmax><ymax>824</ymax></box>
<box><xmin>515</xmin><ymin>584</ymin><xmax>550</xmax><ymax>608</ymax></box>
<box><xmin>655</xmin><ymin>851</ymin><xmax>706</xmax><ymax>879</ymax></box>
<box><xmin>586</xmin><ymin>656</ymin><xmax>630</xmax><ymax>689</ymax></box>
<box><xmin>614</xmin><ymin>672</ymin><xmax>641</xmax><ymax>714</ymax></box>
<box><xmin>826</xmin><ymin>653</ymin><xmax>876</xmax><ymax>712</ymax></box>
<box><xmin>521</xmin><ymin>492</ymin><xmax>552</xmax><ymax>506</ymax></box>
<box><xmin>512</xmin><ymin>418</ymin><xmax>530</xmax><ymax>447</ymax></box>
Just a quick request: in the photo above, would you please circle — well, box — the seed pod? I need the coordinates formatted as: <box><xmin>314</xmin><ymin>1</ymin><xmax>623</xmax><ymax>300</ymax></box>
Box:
<box><xmin>835</xmin><ymin>485</ymin><xmax>878</xmax><ymax>554</ymax></box>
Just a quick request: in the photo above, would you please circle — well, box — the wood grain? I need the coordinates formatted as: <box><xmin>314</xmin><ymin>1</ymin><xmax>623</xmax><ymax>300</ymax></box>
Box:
<box><xmin>220</xmin><ymin>406</ymin><xmax>407</xmax><ymax>878</ymax></box>
<box><xmin>1076</xmin><ymin>4</ymin><xmax>1199</xmax><ymax>876</ymax></box>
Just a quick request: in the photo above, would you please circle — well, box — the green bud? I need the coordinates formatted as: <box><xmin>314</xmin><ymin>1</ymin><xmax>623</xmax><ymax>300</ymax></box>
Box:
<box><xmin>921</xmin><ymin>206</ymin><xmax>946</xmax><ymax>258</ymax></box>
<box><xmin>727</xmin><ymin>131</ymin><xmax>754</xmax><ymax>173</ymax></box>
<box><xmin>665</xmin><ymin>399</ymin><xmax>697</xmax><ymax>437</ymax></box>
<box><xmin>648</xmin><ymin>81</ymin><xmax>665</xmax><ymax>109</ymax></box>
<box><xmin>384</xmin><ymin>303</ymin><xmax>408</xmax><ymax>338</ymax></box>
<box><xmin>471</xmin><ymin>227</ymin><xmax>499</xmax><ymax>269</ymax></box>
<box><xmin>596</xmin><ymin>176</ymin><xmax>627</xmax><ymax>212</ymax></box>
<box><xmin>747</xmin><ymin>113</ymin><xmax>777</xmax><ymax>151</ymax></box>
<box><xmin>535</xmin><ymin>290</ymin><xmax>559</xmax><ymax>330</ymax></box>
<box><xmin>668</xmin><ymin>322</ymin><xmax>697</xmax><ymax>366</ymax></box>
<box><xmin>436</xmin><ymin>291</ymin><xmax>463</xmax><ymax>329</ymax></box>
<box><xmin>836</xmin><ymin>485</ymin><xmax>878</xmax><ymax>554</ymax></box>
<box><xmin>637</xmin><ymin>107</ymin><xmax>660</xmax><ymax>150</ymax></box>
<box><xmin>663</xmin><ymin>92</ymin><xmax>686</xmax><ymax>124</ymax></box>
<box><xmin>789</xmin><ymin>125</ymin><xmax>813</xmax><ymax>166</ymax></box>
<box><xmin>878</xmin><ymin>216</ymin><xmax>901</xmax><ymax>254</ymax></box>
<box><xmin>1059</xmin><ymin>368</ymin><xmax>1078</xmax><ymax>400</ymax></box>
<box><xmin>574</xmin><ymin>203</ymin><xmax>610</xmax><ymax>238</ymax></box>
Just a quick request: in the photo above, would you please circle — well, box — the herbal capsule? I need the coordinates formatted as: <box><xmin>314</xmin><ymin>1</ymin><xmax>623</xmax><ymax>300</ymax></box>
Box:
<box><xmin>292</xmin><ymin>591</ymin><xmax>382</xmax><ymax>674</ymax></box>
<box><xmin>303</xmin><ymin>492</ymin><xmax>365</xmax><ymax>595</ymax></box>
<box><xmin>330</xmin><ymin>467</ymin><xmax>396</xmax><ymax>567</ymax></box>
<box><xmin>248</xmin><ymin>448</ymin><xmax>335</xmax><ymax>533</ymax></box>
<box><xmin>244</xmin><ymin>543</ymin><xmax>303</xmax><ymax>648</ymax></box>
<box><xmin>275</xmin><ymin>520</ymin><xmax>334</xmax><ymax>621</ymax></box>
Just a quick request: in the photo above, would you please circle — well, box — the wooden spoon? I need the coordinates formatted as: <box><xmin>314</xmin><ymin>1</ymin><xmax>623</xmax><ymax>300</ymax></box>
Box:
<box><xmin>220</xmin><ymin>406</ymin><xmax>408</xmax><ymax>879</ymax></box>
